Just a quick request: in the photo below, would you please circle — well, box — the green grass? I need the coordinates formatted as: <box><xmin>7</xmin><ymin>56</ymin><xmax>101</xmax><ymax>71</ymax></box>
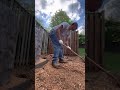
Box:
<box><xmin>79</xmin><ymin>48</ymin><xmax>85</xmax><ymax>58</ymax></box>
<box><xmin>103</xmin><ymin>52</ymin><xmax>120</xmax><ymax>72</ymax></box>
<box><xmin>78</xmin><ymin>48</ymin><xmax>120</xmax><ymax>72</ymax></box>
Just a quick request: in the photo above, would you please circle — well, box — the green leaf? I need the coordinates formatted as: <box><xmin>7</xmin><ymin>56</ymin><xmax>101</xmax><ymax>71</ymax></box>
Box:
<box><xmin>50</xmin><ymin>10</ymin><xmax>72</xmax><ymax>27</ymax></box>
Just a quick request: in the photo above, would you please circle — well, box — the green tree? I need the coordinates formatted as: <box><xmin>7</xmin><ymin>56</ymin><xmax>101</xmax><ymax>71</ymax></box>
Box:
<box><xmin>50</xmin><ymin>9</ymin><xmax>72</xmax><ymax>27</ymax></box>
<box><xmin>105</xmin><ymin>19</ymin><xmax>120</xmax><ymax>42</ymax></box>
<box><xmin>17</xmin><ymin>0</ymin><xmax>34</xmax><ymax>15</ymax></box>
<box><xmin>79</xmin><ymin>34</ymin><xmax>85</xmax><ymax>47</ymax></box>
<box><xmin>105</xmin><ymin>18</ymin><xmax>120</xmax><ymax>50</ymax></box>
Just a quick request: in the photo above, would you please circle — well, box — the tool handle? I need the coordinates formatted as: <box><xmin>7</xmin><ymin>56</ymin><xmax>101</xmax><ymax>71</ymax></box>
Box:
<box><xmin>62</xmin><ymin>43</ymin><xmax>85</xmax><ymax>63</ymax></box>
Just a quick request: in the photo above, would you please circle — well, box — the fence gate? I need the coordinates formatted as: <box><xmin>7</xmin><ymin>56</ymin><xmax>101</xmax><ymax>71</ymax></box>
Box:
<box><xmin>85</xmin><ymin>11</ymin><xmax>104</xmax><ymax>72</ymax></box>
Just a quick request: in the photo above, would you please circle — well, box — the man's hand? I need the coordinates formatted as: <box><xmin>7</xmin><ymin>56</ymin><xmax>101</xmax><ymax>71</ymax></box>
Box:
<box><xmin>59</xmin><ymin>40</ymin><xmax>63</xmax><ymax>44</ymax></box>
<box><xmin>66</xmin><ymin>46</ymin><xmax>71</xmax><ymax>50</ymax></box>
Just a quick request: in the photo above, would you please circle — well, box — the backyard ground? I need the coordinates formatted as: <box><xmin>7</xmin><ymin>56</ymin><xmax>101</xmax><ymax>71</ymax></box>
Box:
<box><xmin>79</xmin><ymin>48</ymin><xmax>85</xmax><ymax>58</ymax></box>
<box><xmin>86</xmin><ymin>50</ymin><xmax>120</xmax><ymax>90</ymax></box>
<box><xmin>35</xmin><ymin>54</ymin><xmax>85</xmax><ymax>90</ymax></box>
<box><xmin>103</xmin><ymin>51</ymin><xmax>120</xmax><ymax>72</ymax></box>
<box><xmin>86</xmin><ymin>71</ymin><xmax>120</xmax><ymax>90</ymax></box>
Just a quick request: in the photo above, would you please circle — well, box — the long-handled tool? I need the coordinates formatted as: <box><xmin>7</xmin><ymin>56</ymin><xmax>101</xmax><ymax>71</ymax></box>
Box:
<box><xmin>62</xmin><ymin>43</ymin><xmax>85</xmax><ymax>63</ymax></box>
<box><xmin>62</xmin><ymin>43</ymin><xmax>120</xmax><ymax>87</ymax></box>
<box><xmin>41</xmin><ymin>28</ymin><xmax>120</xmax><ymax>87</ymax></box>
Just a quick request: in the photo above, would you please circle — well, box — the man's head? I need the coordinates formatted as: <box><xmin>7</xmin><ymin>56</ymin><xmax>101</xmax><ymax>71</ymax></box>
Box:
<box><xmin>69</xmin><ymin>22</ymin><xmax>78</xmax><ymax>31</ymax></box>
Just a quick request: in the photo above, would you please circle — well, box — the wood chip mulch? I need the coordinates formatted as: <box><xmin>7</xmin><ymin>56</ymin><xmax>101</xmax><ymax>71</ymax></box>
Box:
<box><xmin>35</xmin><ymin>55</ymin><xmax>85</xmax><ymax>90</ymax></box>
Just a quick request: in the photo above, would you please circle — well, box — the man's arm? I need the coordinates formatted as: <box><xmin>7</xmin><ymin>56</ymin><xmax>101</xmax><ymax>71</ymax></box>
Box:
<box><xmin>56</xmin><ymin>25</ymin><xmax>63</xmax><ymax>40</ymax></box>
<box><xmin>65</xmin><ymin>35</ymin><xmax>71</xmax><ymax>50</ymax></box>
<box><xmin>65</xmin><ymin>37</ymin><xmax>69</xmax><ymax>46</ymax></box>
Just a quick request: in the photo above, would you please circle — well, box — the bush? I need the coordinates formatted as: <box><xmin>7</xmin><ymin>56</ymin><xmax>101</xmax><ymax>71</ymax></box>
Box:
<box><xmin>105</xmin><ymin>19</ymin><xmax>120</xmax><ymax>51</ymax></box>
<box><xmin>79</xmin><ymin>35</ymin><xmax>85</xmax><ymax>47</ymax></box>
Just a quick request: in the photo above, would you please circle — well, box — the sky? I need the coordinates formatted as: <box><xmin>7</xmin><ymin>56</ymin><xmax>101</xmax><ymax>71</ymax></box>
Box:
<box><xmin>35</xmin><ymin>0</ymin><xmax>85</xmax><ymax>34</ymax></box>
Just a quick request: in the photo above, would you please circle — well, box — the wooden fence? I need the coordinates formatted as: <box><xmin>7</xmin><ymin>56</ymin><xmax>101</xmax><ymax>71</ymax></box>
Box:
<box><xmin>35</xmin><ymin>21</ymin><xmax>48</xmax><ymax>61</ymax></box>
<box><xmin>85</xmin><ymin>11</ymin><xmax>104</xmax><ymax>72</ymax></box>
<box><xmin>48</xmin><ymin>31</ymin><xmax>79</xmax><ymax>56</ymax></box>
<box><xmin>1</xmin><ymin>0</ymin><xmax>34</xmax><ymax>67</ymax></box>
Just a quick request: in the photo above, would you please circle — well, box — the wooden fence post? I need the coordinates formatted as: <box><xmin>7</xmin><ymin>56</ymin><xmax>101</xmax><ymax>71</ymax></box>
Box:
<box><xmin>86</xmin><ymin>11</ymin><xmax>104</xmax><ymax>72</ymax></box>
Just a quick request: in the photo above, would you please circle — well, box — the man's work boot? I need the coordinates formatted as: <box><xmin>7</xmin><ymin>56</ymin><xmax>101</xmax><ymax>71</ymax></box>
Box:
<box><xmin>52</xmin><ymin>63</ymin><xmax>61</xmax><ymax>69</ymax></box>
<box><xmin>59</xmin><ymin>59</ymin><xmax>67</xmax><ymax>63</ymax></box>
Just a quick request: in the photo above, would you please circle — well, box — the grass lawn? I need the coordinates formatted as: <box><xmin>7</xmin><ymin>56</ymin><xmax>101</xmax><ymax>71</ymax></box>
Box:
<box><xmin>79</xmin><ymin>48</ymin><xmax>85</xmax><ymax>58</ymax></box>
<box><xmin>78</xmin><ymin>48</ymin><xmax>120</xmax><ymax>72</ymax></box>
<box><xmin>103</xmin><ymin>52</ymin><xmax>120</xmax><ymax>72</ymax></box>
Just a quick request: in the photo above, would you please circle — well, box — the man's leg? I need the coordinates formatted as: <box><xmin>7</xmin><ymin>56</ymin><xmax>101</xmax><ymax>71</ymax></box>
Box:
<box><xmin>59</xmin><ymin>46</ymin><xmax>64</xmax><ymax>60</ymax></box>
<box><xmin>52</xmin><ymin>45</ymin><xmax>60</xmax><ymax>64</ymax></box>
<box><xmin>52</xmin><ymin>44</ymin><xmax>62</xmax><ymax>68</ymax></box>
<box><xmin>49</xmin><ymin>33</ymin><xmax>61</xmax><ymax>68</ymax></box>
<box><xmin>59</xmin><ymin>46</ymin><xmax>67</xmax><ymax>63</ymax></box>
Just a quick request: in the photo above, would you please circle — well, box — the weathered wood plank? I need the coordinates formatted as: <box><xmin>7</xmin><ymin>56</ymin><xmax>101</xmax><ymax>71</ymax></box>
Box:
<box><xmin>86</xmin><ymin>12</ymin><xmax>104</xmax><ymax>72</ymax></box>
<box><xmin>48</xmin><ymin>31</ymin><xmax>79</xmax><ymax>56</ymax></box>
